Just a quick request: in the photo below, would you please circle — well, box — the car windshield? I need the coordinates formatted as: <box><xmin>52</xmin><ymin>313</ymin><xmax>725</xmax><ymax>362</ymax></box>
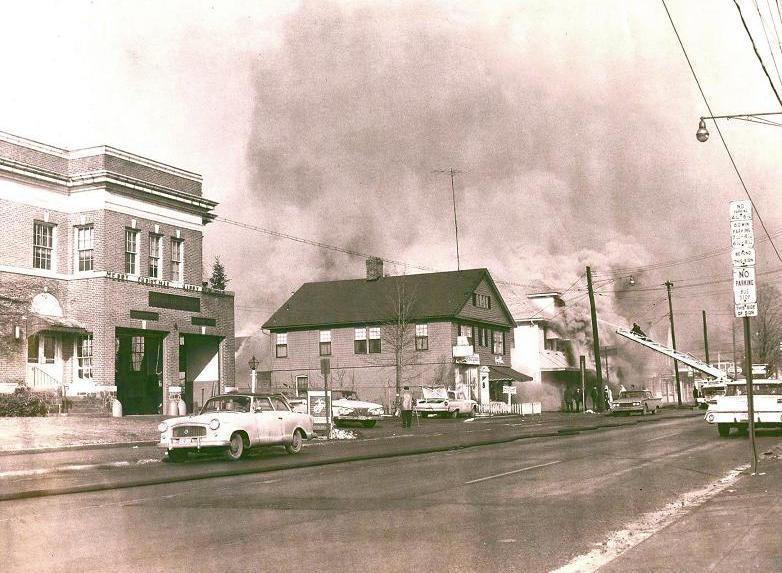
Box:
<box><xmin>622</xmin><ymin>391</ymin><xmax>647</xmax><ymax>398</ymax></box>
<box><xmin>201</xmin><ymin>396</ymin><xmax>251</xmax><ymax>414</ymax></box>
<box><xmin>725</xmin><ymin>383</ymin><xmax>782</xmax><ymax>396</ymax></box>
<box><xmin>334</xmin><ymin>391</ymin><xmax>357</xmax><ymax>400</ymax></box>
<box><xmin>702</xmin><ymin>387</ymin><xmax>725</xmax><ymax>398</ymax></box>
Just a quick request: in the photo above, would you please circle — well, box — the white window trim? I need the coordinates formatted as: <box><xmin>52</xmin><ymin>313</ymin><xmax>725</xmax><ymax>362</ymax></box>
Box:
<box><xmin>125</xmin><ymin>229</ymin><xmax>140</xmax><ymax>277</ymax></box>
<box><xmin>74</xmin><ymin>225</ymin><xmax>94</xmax><ymax>273</ymax></box>
<box><xmin>170</xmin><ymin>237</ymin><xmax>184</xmax><ymax>284</ymax></box>
<box><xmin>33</xmin><ymin>221</ymin><xmax>57</xmax><ymax>272</ymax></box>
<box><xmin>148</xmin><ymin>234</ymin><xmax>163</xmax><ymax>278</ymax></box>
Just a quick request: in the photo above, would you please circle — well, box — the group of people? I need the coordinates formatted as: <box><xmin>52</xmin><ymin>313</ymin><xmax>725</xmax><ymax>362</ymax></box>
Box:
<box><xmin>564</xmin><ymin>384</ymin><xmax>616</xmax><ymax>412</ymax></box>
<box><xmin>563</xmin><ymin>386</ymin><xmax>584</xmax><ymax>412</ymax></box>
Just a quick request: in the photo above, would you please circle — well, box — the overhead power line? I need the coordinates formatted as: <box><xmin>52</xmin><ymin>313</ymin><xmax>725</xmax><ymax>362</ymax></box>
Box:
<box><xmin>660</xmin><ymin>0</ymin><xmax>782</xmax><ymax>266</ymax></box>
<box><xmin>736</xmin><ymin>0</ymin><xmax>782</xmax><ymax>105</ymax></box>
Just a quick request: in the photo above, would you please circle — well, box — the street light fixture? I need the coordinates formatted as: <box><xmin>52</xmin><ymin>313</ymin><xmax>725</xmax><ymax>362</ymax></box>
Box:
<box><xmin>696</xmin><ymin>112</ymin><xmax>782</xmax><ymax>142</ymax></box>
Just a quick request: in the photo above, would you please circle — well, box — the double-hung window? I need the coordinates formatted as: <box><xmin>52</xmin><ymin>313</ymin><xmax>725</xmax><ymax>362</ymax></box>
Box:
<box><xmin>458</xmin><ymin>324</ymin><xmax>474</xmax><ymax>347</ymax></box>
<box><xmin>148</xmin><ymin>234</ymin><xmax>162</xmax><ymax>278</ymax></box>
<box><xmin>33</xmin><ymin>222</ymin><xmax>54</xmax><ymax>270</ymax></box>
<box><xmin>368</xmin><ymin>327</ymin><xmax>381</xmax><ymax>353</ymax></box>
<box><xmin>492</xmin><ymin>330</ymin><xmax>505</xmax><ymax>355</ymax></box>
<box><xmin>76</xmin><ymin>335</ymin><xmax>93</xmax><ymax>379</ymax></box>
<box><xmin>170</xmin><ymin>238</ymin><xmax>184</xmax><ymax>282</ymax></box>
<box><xmin>354</xmin><ymin>328</ymin><xmax>367</xmax><ymax>354</ymax></box>
<box><xmin>76</xmin><ymin>225</ymin><xmax>94</xmax><ymax>272</ymax></box>
<box><xmin>125</xmin><ymin>229</ymin><xmax>140</xmax><ymax>275</ymax></box>
<box><xmin>275</xmin><ymin>333</ymin><xmax>288</xmax><ymax>358</ymax></box>
<box><xmin>415</xmin><ymin>324</ymin><xmax>429</xmax><ymax>351</ymax></box>
<box><xmin>319</xmin><ymin>330</ymin><xmax>332</xmax><ymax>356</ymax></box>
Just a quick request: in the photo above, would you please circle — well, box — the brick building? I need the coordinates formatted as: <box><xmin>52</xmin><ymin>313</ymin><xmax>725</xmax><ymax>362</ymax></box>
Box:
<box><xmin>0</xmin><ymin>131</ymin><xmax>234</xmax><ymax>414</ymax></box>
<box><xmin>262</xmin><ymin>258</ymin><xmax>530</xmax><ymax>410</ymax></box>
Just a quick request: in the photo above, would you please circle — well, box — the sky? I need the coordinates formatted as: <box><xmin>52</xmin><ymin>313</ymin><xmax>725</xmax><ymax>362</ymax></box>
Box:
<box><xmin>3</xmin><ymin>0</ymin><xmax>782</xmax><ymax>370</ymax></box>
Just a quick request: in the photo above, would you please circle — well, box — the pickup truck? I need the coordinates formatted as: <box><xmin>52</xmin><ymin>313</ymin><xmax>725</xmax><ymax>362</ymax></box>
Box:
<box><xmin>416</xmin><ymin>387</ymin><xmax>478</xmax><ymax>418</ymax></box>
<box><xmin>610</xmin><ymin>389</ymin><xmax>662</xmax><ymax>416</ymax></box>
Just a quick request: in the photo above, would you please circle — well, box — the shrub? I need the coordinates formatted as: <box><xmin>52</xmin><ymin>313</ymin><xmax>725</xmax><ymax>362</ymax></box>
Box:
<box><xmin>0</xmin><ymin>387</ymin><xmax>49</xmax><ymax>417</ymax></box>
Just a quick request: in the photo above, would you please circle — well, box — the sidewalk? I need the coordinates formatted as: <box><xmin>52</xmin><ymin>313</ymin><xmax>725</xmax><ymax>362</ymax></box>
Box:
<box><xmin>0</xmin><ymin>407</ymin><xmax>701</xmax><ymax>454</ymax></box>
<box><xmin>599</xmin><ymin>445</ymin><xmax>782</xmax><ymax>573</ymax></box>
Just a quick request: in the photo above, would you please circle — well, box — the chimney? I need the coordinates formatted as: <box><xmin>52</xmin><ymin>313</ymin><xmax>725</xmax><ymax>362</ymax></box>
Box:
<box><xmin>366</xmin><ymin>257</ymin><xmax>383</xmax><ymax>281</ymax></box>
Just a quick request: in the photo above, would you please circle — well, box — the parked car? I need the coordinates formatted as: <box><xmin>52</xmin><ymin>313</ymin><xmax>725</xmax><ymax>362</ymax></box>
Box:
<box><xmin>705</xmin><ymin>379</ymin><xmax>782</xmax><ymax>437</ymax></box>
<box><xmin>610</xmin><ymin>389</ymin><xmax>662</xmax><ymax>416</ymax></box>
<box><xmin>416</xmin><ymin>387</ymin><xmax>478</xmax><ymax>418</ymax></box>
<box><xmin>158</xmin><ymin>393</ymin><xmax>315</xmax><ymax>462</ymax></box>
<box><xmin>331</xmin><ymin>390</ymin><xmax>384</xmax><ymax>428</ymax></box>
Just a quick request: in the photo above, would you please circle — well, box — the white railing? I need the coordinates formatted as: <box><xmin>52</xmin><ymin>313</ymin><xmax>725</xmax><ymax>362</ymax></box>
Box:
<box><xmin>29</xmin><ymin>367</ymin><xmax>61</xmax><ymax>390</ymax></box>
<box><xmin>477</xmin><ymin>402</ymin><xmax>542</xmax><ymax>416</ymax></box>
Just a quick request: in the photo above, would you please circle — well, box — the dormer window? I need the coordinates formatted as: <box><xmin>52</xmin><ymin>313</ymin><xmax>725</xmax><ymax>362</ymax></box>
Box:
<box><xmin>472</xmin><ymin>293</ymin><xmax>491</xmax><ymax>309</ymax></box>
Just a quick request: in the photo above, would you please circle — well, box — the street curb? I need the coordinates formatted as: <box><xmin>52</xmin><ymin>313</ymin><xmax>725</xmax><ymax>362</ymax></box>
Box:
<box><xmin>0</xmin><ymin>412</ymin><xmax>702</xmax><ymax>502</ymax></box>
<box><xmin>0</xmin><ymin>440</ymin><xmax>158</xmax><ymax>457</ymax></box>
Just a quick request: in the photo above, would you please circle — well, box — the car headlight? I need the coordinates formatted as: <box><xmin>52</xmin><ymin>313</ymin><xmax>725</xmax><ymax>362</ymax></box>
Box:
<box><xmin>633</xmin><ymin>402</ymin><xmax>641</xmax><ymax>406</ymax></box>
<box><xmin>158</xmin><ymin>422</ymin><xmax>168</xmax><ymax>432</ymax></box>
<box><xmin>369</xmin><ymin>407</ymin><xmax>384</xmax><ymax>416</ymax></box>
<box><xmin>209</xmin><ymin>419</ymin><xmax>220</xmax><ymax>430</ymax></box>
<box><xmin>706</xmin><ymin>413</ymin><xmax>715</xmax><ymax>423</ymax></box>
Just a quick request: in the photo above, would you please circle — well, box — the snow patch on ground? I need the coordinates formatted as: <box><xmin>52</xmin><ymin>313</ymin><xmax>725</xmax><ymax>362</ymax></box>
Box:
<box><xmin>549</xmin><ymin>463</ymin><xmax>751</xmax><ymax>573</ymax></box>
<box><xmin>314</xmin><ymin>427</ymin><xmax>358</xmax><ymax>440</ymax></box>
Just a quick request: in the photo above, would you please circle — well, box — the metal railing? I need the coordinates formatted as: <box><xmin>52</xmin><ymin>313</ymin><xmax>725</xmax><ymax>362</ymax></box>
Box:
<box><xmin>29</xmin><ymin>367</ymin><xmax>61</xmax><ymax>390</ymax></box>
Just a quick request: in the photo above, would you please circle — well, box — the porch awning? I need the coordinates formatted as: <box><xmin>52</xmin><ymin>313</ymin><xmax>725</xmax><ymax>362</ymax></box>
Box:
<box><xmin>27</xmin><ymin>314</ymin><xmax>89</xmax><ymax>337</ymax></box>
<box><xmin>488</xmin><ymin>365</ymin><xmax>533</xmax><ymax>383</ymax></box>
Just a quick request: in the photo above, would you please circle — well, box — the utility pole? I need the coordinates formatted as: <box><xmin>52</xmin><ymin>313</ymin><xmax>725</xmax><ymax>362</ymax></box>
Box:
<box><xmin>665</xmin><ymin>281</ymin><xmax>682</xmax><ymax>406</ymax></box>
<box><xmin>586</xmin><ymin>266</ymin><xmax>604</xmax><ymax>400</ymax></box>
<box><xmin>434</xmin><ymin>168</ymin><xmax>461</xmax><ymax>270</ymax></box>
<box><xmin>732</xmin><ymin>324</ymin><xmax>738</xmax><ymax>378</ymax></box>
<box><xmin>702</xmin><ymin>310</ymin><xmax>710</xmax><ymax>365</ymax></box>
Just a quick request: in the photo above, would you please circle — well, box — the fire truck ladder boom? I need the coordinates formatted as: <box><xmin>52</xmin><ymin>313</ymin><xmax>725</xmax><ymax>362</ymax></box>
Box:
<box><xmin>615</xmin><ymin>328</ymin><xmax>728</xmax><ymax>380</ymax></box>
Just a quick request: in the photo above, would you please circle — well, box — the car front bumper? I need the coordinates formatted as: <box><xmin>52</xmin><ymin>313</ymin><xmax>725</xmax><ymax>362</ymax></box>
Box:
<box><xmin>159</xmin><ymin>436</ymin><xmax>231</xmax><ymax>450</ymax></box>
<box><xmin>705</xmin><ymin>411</ymin><xmax>782</xmax><ymax>425</ymax></box>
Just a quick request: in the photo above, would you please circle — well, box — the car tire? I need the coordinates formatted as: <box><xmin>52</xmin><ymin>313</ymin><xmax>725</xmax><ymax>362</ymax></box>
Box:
<box><xmin>449</xmin><ymin>409</ymin><xmax>459</xmax><ymax>419</ymax></box>
<box><xmin>285</xmin><ymin>429</ymin><xmax>304</xmax><ymax>454</ymax></box>
<box><xmin>643</xmin><ymin>404</ymin><xmax>650</xmax><ymax>416</ymax></box>
<box><xmin>717</xmin><ymin>423</ymin><xmax>730</xmax><ymax>437</ymax></box>
<box><xmin>361</xmin><ymin>420</ymin><xmax>376</xmax><ymax>428</ymax></box>
<box><xmin>471</xmin><ymin>405</ymin><xmax>478</xmax><ymax>417</ymax></box>
<box><xmin>167</xmin><ymin>449</ymin><xmax>188</xmax><ymax>463</ymax></box>
<box><xmin>225</xmin><ymin>432</ymin><xmax>246</xmax><ymax>461</ymax></box>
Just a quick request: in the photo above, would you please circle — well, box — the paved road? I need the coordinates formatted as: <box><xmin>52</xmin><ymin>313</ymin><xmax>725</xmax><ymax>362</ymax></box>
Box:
<box><xmin>3</xmin><ymin>414</ymin><xmax>778</xmax><ymax>572</ymax></box>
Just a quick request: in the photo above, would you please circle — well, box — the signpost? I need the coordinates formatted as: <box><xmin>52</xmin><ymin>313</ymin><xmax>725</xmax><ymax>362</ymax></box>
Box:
<box><xmin>321</xmin><ymin>358</ymin><xmax>331</xmax><ymax>438</ymax></box>
<box><xmin>502</xmin><ymin>384</ymin><xmax>516</xmax><ymax>406</ymax></box>
<box><xmin>729</xmin><ymin>200</ymin><xmax>758</xmax><ymax>474</ymax></box>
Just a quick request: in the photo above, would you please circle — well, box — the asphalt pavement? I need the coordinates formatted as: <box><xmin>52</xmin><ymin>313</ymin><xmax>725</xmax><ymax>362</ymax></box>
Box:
<box><xmin>1</xmin><ymin>407</ymin><xmax>780</xmax><ymax>572</ymax></box>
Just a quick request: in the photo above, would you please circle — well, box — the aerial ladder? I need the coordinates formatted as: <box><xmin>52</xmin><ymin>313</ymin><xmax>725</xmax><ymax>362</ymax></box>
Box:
<box><xmin>615</xmin><ymin>328</ymin><xmax>730</xmax><ymax>382</ymax></box>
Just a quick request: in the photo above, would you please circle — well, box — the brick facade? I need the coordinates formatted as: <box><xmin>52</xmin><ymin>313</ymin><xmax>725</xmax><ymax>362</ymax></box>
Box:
<box><xmin>0</xmin><ymin>132</ymin><xmax>234</xmax><ymax>414</ymax></box>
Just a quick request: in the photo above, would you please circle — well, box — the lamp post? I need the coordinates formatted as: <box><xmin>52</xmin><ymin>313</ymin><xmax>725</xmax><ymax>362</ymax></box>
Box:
<box><xmin>248</xmin><ymin>355</ymin><xmax>258</xmax><ymax>393</ymax></box>
<box><xmin>696</xmin><ymin>112</ymin><xmax>782</xmax><ymax>142</ymax></box>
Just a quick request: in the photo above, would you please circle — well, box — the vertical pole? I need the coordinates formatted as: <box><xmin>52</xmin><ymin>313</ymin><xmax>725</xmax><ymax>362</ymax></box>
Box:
<box><xmin>732</xmin><ymin>324</ymin><xmax>738</xmax><ymax>378</ymax></box>
<box><xmin>586</xmin><ymin>267</ymin><xmax>604</xmax><ymax>405</ymax></box>
<box><xmin>251</xmin><ymin>369</ymin><xmax>257</xmax><ymax>393</ymax></box>
<box><xmin>580</xmin><ymin>355</ymin><xmax>586</xmax><ymax>413</ymax></box>
<box><xmin>702</xmin><ymin>310</ymin><xmax>710</xmax><ymax>364</ymax></box>
<box><xmin>665</xmin><ymin>281</ymin><xmax>682</xmax><ymax>406</ymax></box>
<box><xmin>449</xmin><ymin>168</ymin><xmax>460</xmax><ymax>271</ymax></box>
<box><xmin>743</xmin><ymin>316</ymin><xmax>758</xmax><ymax>474</ymax></box>
<box><xmin>325</xmin><ymin>369</ymin><xmax>331</xmax><ymax>439</ymax></box>
<box><xmin>603</xmin><ymin>349</ymin><xmax>610</xmax><ymax>385</ymax></box>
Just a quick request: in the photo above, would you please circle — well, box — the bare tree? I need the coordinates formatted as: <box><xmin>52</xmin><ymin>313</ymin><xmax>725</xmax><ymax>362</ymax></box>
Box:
<box><xmin>378</xmin><ymin>277</ymin><xmax>420</xmax><ymax>413</ymax></box>
<box><xmin>751</xmin><ymin>282</ymin><xmax>782</xmax><ymax>375</ymax></box>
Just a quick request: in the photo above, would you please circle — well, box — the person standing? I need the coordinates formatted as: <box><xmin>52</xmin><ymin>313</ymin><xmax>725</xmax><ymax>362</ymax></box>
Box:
<box><xmin>603</xmin><ymin>385</ymin><xmax>613</xmax><ymax>412</ymax></box>
<box><xmin>563</xmin><ymin>386</ymin><xmax>573</xmax><ymax>412</ymax></box>
<box><xmin>590</xmin><ymin>385</ymin><xmax>600</xmax><ymax>412</ymax></box>
<box><xmin>401</xmin><ymin>386</ymin><xmax>414</xmax><ymax>428</ymax></box>
<box><xmin>574</xmin><ymin>386</ymin><xmax>583</xmax><ymax>413</ymax></box>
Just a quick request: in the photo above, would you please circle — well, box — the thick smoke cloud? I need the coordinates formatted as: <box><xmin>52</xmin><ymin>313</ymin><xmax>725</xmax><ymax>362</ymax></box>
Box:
<box><xmin>234</xmin><ymin>1</ymin><xmax>776</xmax><ymax>378</ymax></box>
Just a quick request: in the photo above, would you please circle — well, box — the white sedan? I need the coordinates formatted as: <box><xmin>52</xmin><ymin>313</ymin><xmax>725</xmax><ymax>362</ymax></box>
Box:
<box><xmin>158</xmin><ymin>393</ymin><xmax>315</xmax><ymax>462</ymax></box>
